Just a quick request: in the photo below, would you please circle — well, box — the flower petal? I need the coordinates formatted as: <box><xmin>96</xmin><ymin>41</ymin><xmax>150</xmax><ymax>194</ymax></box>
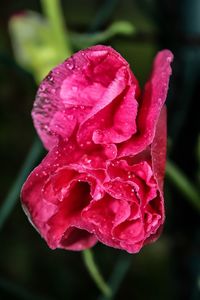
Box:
<box><xmin>151</xmin><ymin>106</ymin><xmax>167</xmax><ymax>192</ymax></box>
<box><xmin>32</xmin><ymin>45</ymin><xmax>140</xmax><ymax>150</ymax></box>
<box><xmin>119</xmin><ymin>50</ymin><xmax>173</xmax><ymax>156</ymax></box>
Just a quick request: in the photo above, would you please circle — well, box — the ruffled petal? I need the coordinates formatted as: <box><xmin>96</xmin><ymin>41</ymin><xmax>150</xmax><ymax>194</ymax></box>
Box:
<box><xmin>32</xmin><ymin>45</ymin><xmax>140</xmax><ymax>150</ymax></box>
<box><xmin>119</xmin><ymin>50</ymin><xmax>173</xmax><ymax>156</ymax></box>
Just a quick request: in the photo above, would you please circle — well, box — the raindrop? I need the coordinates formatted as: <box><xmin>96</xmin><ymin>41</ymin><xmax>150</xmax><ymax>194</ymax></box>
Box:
<box><xmin>72</xmin><ymin>86</ymin><xmax>78</xmax><ymax>92</ymax></box>
<box><xmin>47</xmin><ymin>74</ymin><xmax>54</xmax><ymax>83</ymax></box>
<box><xmin>128</xmin><ymin>172</ymin><xmax>132</xmax><ymax>179</ymax></box>
<box><xmin>67</xmin><ymin>115</ymin><xmax>74</xmax><ymax>120</ymax></box>
<box><xmin>167</xmin><ymin>56</ymin><xmax>171</xmax><ymax>62</ymax></box>
<box><xmin>95</xmin><ymin>192</ymin><xmax>102</xmax><ymax>200</ymax></box>
<box><xmin>66</xmin><ymin>60</ymin><xmax>74</xmax><ymax>70</ymax></box>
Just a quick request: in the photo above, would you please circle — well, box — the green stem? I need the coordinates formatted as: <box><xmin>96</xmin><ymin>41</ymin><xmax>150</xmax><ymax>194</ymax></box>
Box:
<box><xmin>98</xmin><ymin>254</ymin><xmax>132</xmax><ymax>300</ymax></box>
<box><xmin>82</xmin><ymin>249</ymin><xmax>112</xmax><ymax>298</ymax></box>
<box><xmin>41</xmin><ymin>0</ymin><xmax>72</xmax><ymax>59</ymax></box>
<box><xmin>0</xmin><ymin>138</ymin><xmax>43</xmax><ymax>230</ymax></box>
<box><xmin>166</xmin><ymin>160</ymin><xmax>200</xmax><ymax>211</ymax></box>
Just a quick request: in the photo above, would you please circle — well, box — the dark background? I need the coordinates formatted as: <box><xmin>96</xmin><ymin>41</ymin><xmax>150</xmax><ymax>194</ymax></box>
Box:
<box><xmin>0</xmin><ymin>0</ymin><xmax>199</xmax><ymax>299</ymax></box>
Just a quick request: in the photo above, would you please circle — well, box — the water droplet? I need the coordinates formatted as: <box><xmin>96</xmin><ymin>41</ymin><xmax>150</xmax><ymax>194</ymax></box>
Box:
<box><xmin>67</xmin><ymin>115</ymin><xmax>74</xmax><ymax>120</ymax></box>
<box><xmin>66</xmin><ymin>60</ymin><xmax>74</xmax><ymax>70</ymax></box>
<box><xmin>128</xmin><ymin>171</ymin><xmax>132</xmax><ymax>179</ymax></box>
<box><xmin>43</xmin><ymin>98</ymin><xmax>49</xmax><ymax>104</ymax></box>
<box><xmin>95</xmin><ymin>192</ymin><xmax>102</xmax><ymax>200</ymax></box>
<box><xmin>72</xmin><ymin>86</ymin><xmax>78</xmax><ymax>92</ymax></box>
<box><xmin>47</xmin><ymin>74</ymin><xmax>54</xmax><ymax>83</ymax></box>
<box><xmin>167</xmin><ymin>56</ymin><xmax>171</xmax><ymax>62</ymax></box>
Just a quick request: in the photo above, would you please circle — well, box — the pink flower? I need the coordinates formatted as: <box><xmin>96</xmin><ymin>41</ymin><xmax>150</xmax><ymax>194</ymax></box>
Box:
<box><xmin>21</xmin><ymin>45</ymin><xmax>173</xmax><ymax>253</ymax></box>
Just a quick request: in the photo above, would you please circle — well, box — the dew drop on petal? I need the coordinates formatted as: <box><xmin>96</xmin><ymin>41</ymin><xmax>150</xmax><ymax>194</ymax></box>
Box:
<box><xmin>72</xmin><ymin>86</ymin><xmax>78</xmax><ymax>92</ymax></box>
<box><xmin>67</xmin><ymin>115</ymin><xmax>74</xmax><ymax>120</ymax></box>
<box><xmin>66</xmin><ymin>60</ymin><xmax>74</xmax><ymax>70</ymax></box>
<box><xmin>95</xmin><ymin>192</ymin><xmax>102</xmax><ymax>200</ymax></box>
<box><xmin>127</xmin><ymin>172</ymin><xmax>132</xmax><ymax>179</ymax></box>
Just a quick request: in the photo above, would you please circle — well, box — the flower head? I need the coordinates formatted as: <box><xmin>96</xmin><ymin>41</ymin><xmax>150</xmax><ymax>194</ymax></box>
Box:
<box><xmin>21</xmin><ymin>45</ymin><xmax>173</xmax><ymax>253</ymax></box>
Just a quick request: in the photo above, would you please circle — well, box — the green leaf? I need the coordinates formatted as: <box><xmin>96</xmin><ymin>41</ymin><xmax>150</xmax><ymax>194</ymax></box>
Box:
<box><xmin>71</xmin><ymin>21</ymin><xmax>135</xmax><ymax>49</ymax></box>
<box><xmin>166</xmin><ymin>160</ymin><xmax>200</xmax><ymax>212</ymax></box>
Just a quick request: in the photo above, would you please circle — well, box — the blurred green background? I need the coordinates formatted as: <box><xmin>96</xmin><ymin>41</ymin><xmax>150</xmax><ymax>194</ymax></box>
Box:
<box><xmin>0</xmin><ymin>0</ymin><xmax>199</xmax><ymax>299</ymax></box>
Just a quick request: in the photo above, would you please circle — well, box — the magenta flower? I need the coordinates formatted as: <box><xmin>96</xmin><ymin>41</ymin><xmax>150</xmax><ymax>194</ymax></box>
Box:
<box><xmin>21</xmin><ymin>45</ymin><xmax>173</xmax><ymax>253</ymax></box>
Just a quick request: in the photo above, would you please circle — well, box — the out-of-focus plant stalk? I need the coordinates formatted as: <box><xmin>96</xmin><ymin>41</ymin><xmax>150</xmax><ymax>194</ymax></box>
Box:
<box><xmin>0</xmin><ymin>138</ymin><xmax>43</xmax><ymax>230</ymax></box>
<box><xmin>166</xmin><ymin>160</ymin><xmax>200</xmax><ymax>211</ymax></box>
<box><xmin>82</xmin><ymin>249</ymin><xmax>112</xmax><ymax>298</ymax></box>
<box><xmin>41</xmin><ymin>0</ymin><xmax>71</xmax><ymax>60</ymax></box>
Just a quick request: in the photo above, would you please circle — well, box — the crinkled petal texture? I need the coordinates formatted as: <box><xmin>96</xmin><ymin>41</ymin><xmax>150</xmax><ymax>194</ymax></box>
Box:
<box><xmin>32</xmin><ymin>45</ymin><xmax>140</xmax><ymax>151</ymax></box>
<box><xmin>22</xmin><ymin>45</ymin><xmax>173</xmax><ymax>253</ymax></box>
<box><xmin>21</xmin><ymin>110</ymin><xmax>165</xmax><ymax>253</ymax></box>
